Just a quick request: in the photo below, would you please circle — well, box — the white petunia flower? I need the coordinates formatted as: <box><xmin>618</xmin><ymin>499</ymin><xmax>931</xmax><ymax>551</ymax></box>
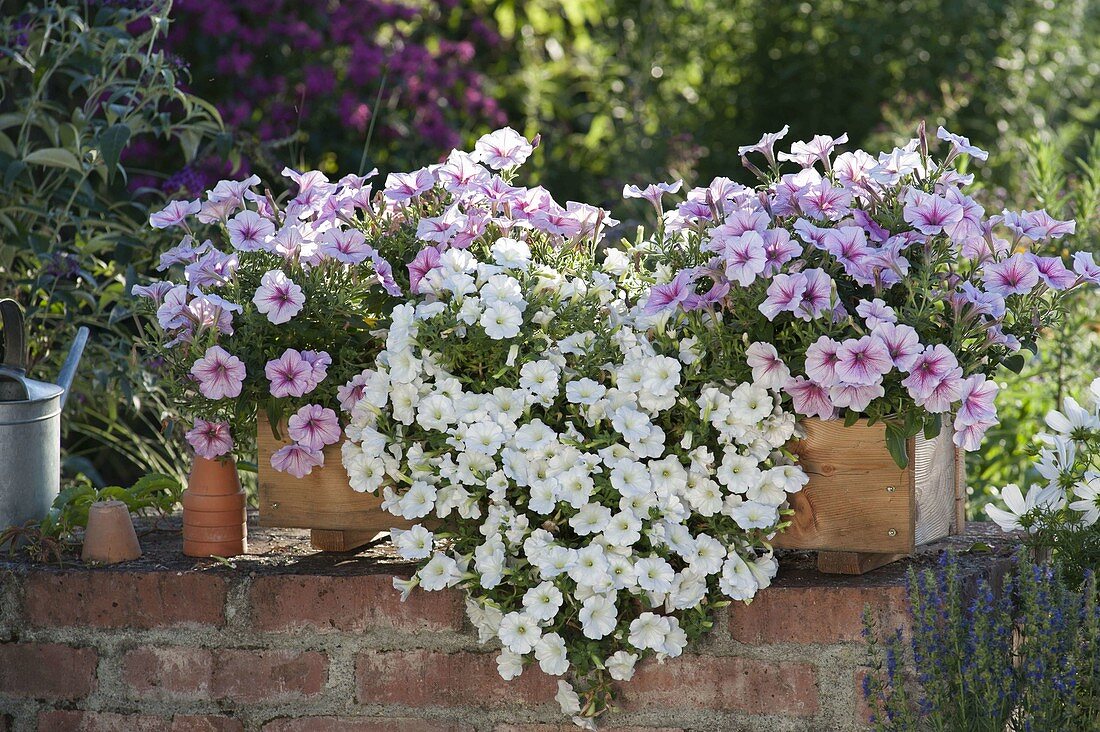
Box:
<box><xmin>555</xmin><ymin>680</ymin><xmax>582</xmax><ymax>716</ymax></box>
<box><xmin>491</xmin><ymin>237</ymin><xmax>532</xmax><ymax>270</ymax></box>
<box><xmin>522</xmin><ymin>581</ymin><xmax>564</xmax><ymax>622</ymax></box>
<box><xmin>628</xmin><ymin>612</ymin><xmax>669</xmax><ymax>651</ymax></box>
<box><xmin>565</xmin><ymin>377</ymin><xmax>607</xmax><ymax>405</ymax></box>
<box><xmin>604</xmin><ymin>511</ymin><xmax>643</xmax><ymax>547</ymax></box>
<box><xmin>579</xmin><ymin>594</ymin><xmax>618</xmax><ymax>639</ymax></box>
<box><xmin>730</xmin><ymin>500</ymin><xmax>779</xmax><ymax>530</ymax></box>
<box><xmin>496</xmin><ymin>649</ymin><xmax>524</xmax><ymax>680</ymax></box>
<box><xmin>634</xmin><ymin>556</ymin><xmax>675</xmax><ymax>594</ymax></box>
<box><xmin>418</xmin><ymin>553</ymin><xmax>462</xmax><ymax>591</ymax></box>
<box><xmin>534</xmin><ymin>632</ymin><xmax>569</xmax><ymax>676</ymax></box>
<box><xmin>480</xmin><ymin>301</ymin><xmax>523</xmax><ymax>340</ymax></box>
<box><xmin>611</xmin><ymin>459</ymin><xmax>652</xmax><ymax>497</ymax></box>
<box><xmin>605</xmin><ymin>650</ymin><xmax>638</xmax><ymax>681</ymax></box>
<box><xmin>392</xmin><ymin>525</ymin><xmax>434</xmax><ymax>560</ymax></box>
<box><xmin>498</xmin><ymin>611</ymin><xmax>543</xmax><ymax>654</ymax></box>
<box><xmin>570</xmin><ymin>503</ymin><xmax>613</xmax><ymax>536</ymax></box>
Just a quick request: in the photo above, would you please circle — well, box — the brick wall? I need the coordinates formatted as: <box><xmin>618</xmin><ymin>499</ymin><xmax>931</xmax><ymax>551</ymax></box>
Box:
<box><xmin>0</xmin><ymin>528</ymin><xmax>1010</xmax><ymax>732</ymax></box>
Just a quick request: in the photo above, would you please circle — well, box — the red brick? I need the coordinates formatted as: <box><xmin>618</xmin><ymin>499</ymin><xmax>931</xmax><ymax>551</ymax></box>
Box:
<box><xmin>250</xmin><ymin>574</ymin><xmax>463</xmax><ymax>633</ymax></box>
<box><xmin>356</xmin><ymin>649</ymin><xmax>556</xmax><ymax>707</ymax></box>
<box><xmin>122</xmin><ymin>646</ymin><xmax>326</xmax><ymax>703</ymax></box>
<box><xmin>495</xmin><ymin>726</ymin><xmax>683</xmax><ymax>732</ymax></box>
<box><xmin>0</xmin><ymin>642</ymin><xmax>96</xmax><ymax>699</ymax></box>
<box><xmin>619</xmin><ymin>655</ymin><xmax>818</xmax><ymax>717</ymax></box>
<box><xmin>24</xmin><ymin>571</ymin><xmax>227</xmax><ymax>629</ymax></box>
<box><xmin>263</xmin><ymin>718</ymin><xmax>472</xmax><ymax>732</ymax></box>
<box><xmin>39</xmin><ymin>711</ymin><xmax>242</xmax><ymax>732</ymax></box>
<box><xmin>729</xmin><ymin>585</ymin><xmax>909</xmax><ymax>644</ymax></box>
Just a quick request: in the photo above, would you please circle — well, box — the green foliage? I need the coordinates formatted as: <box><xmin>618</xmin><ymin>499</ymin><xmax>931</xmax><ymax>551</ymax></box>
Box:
<box><xmin>39</xmin><ymin>472</ymin><xmax>182</xmax><ymax>540</ymax></box>
<box><xmin>476</xmin><ymin>0</ymin><xmax>1100</xmax><ymax>207</ymax></box>
<box><xmin>864</xmin><ymin>553</ymin><xmax>1100</xmax><ymax>730</ymax></box>
<box><xmin>0</xmin><ymin>0</ymin><xmax>226</xmax><ymax>485</ymax></box>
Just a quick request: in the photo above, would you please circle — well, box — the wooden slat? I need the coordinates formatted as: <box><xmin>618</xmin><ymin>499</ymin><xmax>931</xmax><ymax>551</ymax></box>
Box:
<box><xmin>817</xmin><ymin>551</ymin><xmax>907</xmax><ymax>575</ymax></box>
<box><xmin>256</xmin><ymin>415</ymin><xmax>412</xmax><ymax>532</ymax></box>
<box><xmin>772</xmin><ymin>419</ymin><xmax>914</xmax><ymax>553</ymax></box>
<box><xmin>310</xmin><ymin>529</ymin><xmax>384</xmax><ymax>552</ymax></box>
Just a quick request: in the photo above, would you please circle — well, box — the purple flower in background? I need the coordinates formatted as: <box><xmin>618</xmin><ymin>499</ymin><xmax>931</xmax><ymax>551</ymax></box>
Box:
<box><xmin>408</xmin><ymin>246</ymin><xmax>442</xmax><ymax>293</ymax></box>
<box><xmin>252</xmin><ymin>270</ymin><xmax>305</xmax><ymax>324</ymax></box>
<box><xmin>936</xmin><ymin>126</ymin><xmax>989</xmax><ymax>161</ymax></box>
<box><xmin>190</xmin><ymin>345</ymin><xmax>246</xmax><ymax>400</ymax></box>
<box><xmin>722</xmin><ymin>231</ymin><xmax>768</xmax><ymax>286</ymax></box>
<box><xmin>779</xmin><ymin>133</ymin><xmax>849</xmax><ymax>169</ymax></box>
<box><xmin>758</xmin><ymin>272</ymin><xmax>807</xmax><ymax>320</ymax></box>
<box><xmin>1029</xmin><ymin>255</ymin><xmax>1077</xmax><ymax>290</ymax></box>
<box><xmin>320</xmin><ymin>227</ymin><xmax>374</xmax><ymax>265</ymax></box>
<box><xmin>472</xmin><ymin>127</ymin><xmax>533</xmax><ymax>170</ymax></box>
<box><xmin>804</xmin><ymin>336</ymin><xmax>842</xmax><ymax>387</ymax></box>
<box><xmin>903</xmin><ymin>190</ymin><xmax>964</xmax><ymax>236</ymax></box>
<box><xmin>1003</xmin><ymin>209</ymin><xmax>1076</xmax><ymax>240</ymax></box>
<box><xmin>287</xmin><ymin>404</ymin><xmax>342</xmax><ymax>451</ymax></box>
<box><xmin>131</xmin><ymin>281</ymin><xmax>176</xmax><ymax>306</ymax></box>
<box><xmin>270</xmin><ymin>443</ymin><xmax>324</xmax><ymax>478</ymax></box>
<box><xmin>828</xmin><ymin>382</ymin><xmax>885</xmax><ymax>412</ymax></box>
<box><xmin>185</xmin><ymin>418</ymin><xmax>233</xmax><ymax>459</ymax></box>
<box><xmin>645</xmin><ymin>269</ymin><xmax>699</xmax><ymax>313</ymax></box>
<box><xmin>982</xmin><ymin>254</ymin><xmax>1040</xmax><ymax>296</ymax></box>
<box><xmin>384</xmin><ymin>168</ymin><xmax>435</xmax><ymax>202</ymax></box>
<box><xmin>834</xmin><ymin>336</ymin><xmax>893</xmax><ymax>385</ymax></box>
<box><xmin>157</xmin><ymin>236</ymin><xmax>208</xmax><ymax>271</ymax></box>
<box><xmin>623</xmin><ymin>180</ymin><xmax>683</xmax><ymax>211</ymax></box>
<box><xmin>266</xmin><ymin>348</ymin><xmax>316</xmax><ymax>398</ymax></box>
<box><xmin>856</xmin><ymin>298</ymin><xmax>897</xmax><ymax>329</ymax></box>
<box><xmin>1073</xmin><ymin>252</ymin><xmax>1100</xmax><ymax>284</ymax></box>
<box><xmin>955</xmin><ymin>375</ymin><xmax>998</xmax><ymax>427</ymax></box>
<box><xmin>227</xmin><ymin>210</ymin><xmax>275</xmax><ymax>251</ymax></box>
<box><xmin>737</xmin><ymin>125</ymin><xmax>788</xmax><ymax>166</ymax></box>
<box><xmin>745</xmin><ymin>342</ymin><xmax>791</xmax><ymax>390</ymax></box>
<box><xmin>784</xmin><ymin>376</ymin><xmax>836</xmax><ymax>420</ymax></box>
<box><xmin>871</xmin><ymin>323</ymin><xmax>922</xmax><ymax>371</ymax></box>
<box><xmin>149</xmin><ymin>199</ymin><xmax>200</xmax><ymax>229</ymax></box>
<box><xmin>901</xmin><ymin>344</ymin><xmax>959</xmax><ymax>401</ymax></box>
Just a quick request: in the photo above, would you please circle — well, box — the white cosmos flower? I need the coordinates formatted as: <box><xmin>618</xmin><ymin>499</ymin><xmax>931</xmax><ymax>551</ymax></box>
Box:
<box><xmin>418</xmin><ymin>553</ymin><xmax>462</xmax><ymax>591</ymax></box>
<box><xmin>392</xmin><ymin>525</ymin><xmax>434</xmax><ymax>560</ymax></box>
<box><xmin>985</xmin><ymin>482</ymin><xmax>1065</xmax><ymax>532</ymax></box>
<box><xmin>1045</xmin><ymin>396</ymin><xmax>1100</xmax><ymax>435</ymax></box>
<box><xmin>534</xmin><ymin>632</ymin><xmax>569</xmax><ymax>676</ymax></box>
<box><xmin>1069</xmin><ymin>474</ymin><xmax>1100</xmax><ymax>526</ymax></box>
<box><xmin>522</xmin><ymin>581</ymin><xmax>564</xmax><ymax>622</ymax></box>
<box><xmin>480</xmin><ymin>301</ymin><xmax>523</xmax><ymax>340</ymax></box>
<box><xmin>579</xmin><ymin>594</ymin><xmax>617</xmax><ymax>639</ymax></box>
<box><xmin>498</xmin><ymin>611</ymin><xmax>542</xmax><ymax>654</ymax></box>
<box><xmin>605</xmin><ymin>650</ymin><xmax>638</xmax><ymax>681</ymax></box>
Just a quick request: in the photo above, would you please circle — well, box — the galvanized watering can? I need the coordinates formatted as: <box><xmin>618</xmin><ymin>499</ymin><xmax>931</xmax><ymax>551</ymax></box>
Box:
<box><xmin>0</xmin><ymin>299</ymin><xmax>88</xmax><ymax>529</ymax></box>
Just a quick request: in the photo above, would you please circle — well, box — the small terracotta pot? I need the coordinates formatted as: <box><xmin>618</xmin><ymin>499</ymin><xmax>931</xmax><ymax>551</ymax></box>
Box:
<box><xmin>82</xmin><ymin>500</ymin><xmax>142</xmax><ymax>564</ymax></box>
<box><xmin>182</xmin><ymin>456</ymin><xmax>247</xmax><ymax>558</ymax></box>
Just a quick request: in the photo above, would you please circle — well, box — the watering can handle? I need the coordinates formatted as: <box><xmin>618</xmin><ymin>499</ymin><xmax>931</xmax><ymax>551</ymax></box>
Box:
<box><xmin>0</xmin><ymin>299</ymin><xmax>26</xmax><ymax>374</ymax></box>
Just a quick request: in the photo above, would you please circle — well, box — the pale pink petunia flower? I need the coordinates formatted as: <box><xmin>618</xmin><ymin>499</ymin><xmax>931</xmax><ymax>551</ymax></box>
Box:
<box><xmin>300</xmin><ymin>350</ymin><xmax>332</xmax><ymax>390</ymax></box>
<box><xmin>758</xmin><ymin>272</ymin><xmax>807</xmax><ymax>320</ymax></box>
<box><xmin>1029</xmin><ymin>255</ymin><xmax>1076</xmax><ymax>290</ymax></box>
<box><xmin>903</xmin><ymin>190</ymin><xmax>965</xmax><ymax>236</ymax></box>
<box><xmin>901</xmin><ymin>344</ymin><xmax>959</xmax><ymax>401</ymax></box>
<box><xmin>745</xmin><ymin>342</ymin><xmax>791</xmax><ymax>390</ymax></box>
<box><xmin>623</xmin><ymin>180</ymin><xmax>683</xmax><ymax>211</ymax></box>
<box><xmin>131</xmin><ymin>281</ymin><xmax>176</xmax><ymax>306</ymax></box>
<box><xmin>408</xmin><ymin>246</ymin><xmax>442</xmax><ymax>294</ymax></box>
<box><xmin>384</xmin><ymin>168</ymin><xmax>435</xmax><ymax>202</ymax></box>
<box><xmin>319</xmin><ymin>227</ymin><xmax>374</xmax><ymax>265</ymax></box>
<box><xmin>956</xmin><ymin>375</ymin><xmax>999</xmax><ymax>427</ymax></box>
<box><xmin>798</xmin><ymin>180</ymin><xmax>852</xmax><ymax>221</ymax></box>
<box><xmin>645</xmin><ymin>269</ymin><xmax>699</xmax><ymax>313</ymax></box>
<box><xmin>834</xmin><ymin>336</ymin><xmax>894</xmax><ymax>386</ymax></box>
<box><xmin>722</xmin><ymin>231</ymin><xmax>768</xmax><ymax>286</ymax></box>
<box><xmin>953</xmin><ymin>417</ymin><xmax>996</xmax><ymax>451</ymax></box>
<box><xmin>149</xmin><ymin>199</ymin><xmax>200</xmax><ymax>229</ymax></box>
<box><xmin>472</xmin><ymin>127</ymin><xmax>534</xmax><ymax>170</ymax></box>
<box><xmin>779</xmin><ymin>133</ymin><xmax>850</xmax><ymax>169</ymax></box>
<box><xmin>337</xmin><ymin>372</ymin><xmax>370</xmax><ymax>411</ymax></box>
<box><xmin>437</xmin><ymin>150</ymin><xmax>491</xmax><ymax>191</ymax></box>
<box><xmin>761</xmin><ymin>229</ymin><xmax>802</xmax><ymax>275</ymax></box>
<box><xmin>737</xmin><ymin>125</ymin><xmax>789</xmax><ymax>166</ymax></box>
<box><xmin>265</xmin><ymin>349</ymin><xmax>316</xmax><ymax>398</ymax></box>
<box><xmin>784</xmin><ymin>376</ymin><xmax>837</xmax><ymax>420</ymax></box>
<box><xmin>190</xmin><ymin>345</ymin><xmax>246</xmax><ymax>400</ymax></box>
<box><xmin>1002</xmin><ymin>209</ymin><xmax>1076</xmax><ymax>241</ymax></box>
<box><xmin>936</xmin><ymin>126</ymin><xmax>989</xmax><ymax>161</ymax></box>
<box><xmin>804</xmin><ymin>336</ymin><xmax>842</xmax><ymax>387</ymax></box>
<box><xmin>798</xmin><ymin>268</ymin><xmax>834</xmax><ymax>320</ymax></box>
<box><xmin>982</xmin><ymin>253</ymin><xmax>1040</xmax><ymax>296</ymax></box>
<box><xmin>270</xmin><ymin>443</ymin><xmax>324</xmax><ymax>478</ymax></box>
<box><xmin>1074</xmin><ymin>252</ymin><xmax>1100</xmax><ymax>284</ymax></box>
<box><xmin>227</xmin><ymin>210</ymin><xmax>275</xmax><ymax>251</ymax></box>
<box><xmin>185</xmin><ymin>418</ymin><xmax>233</xmax><ymax>459</ymax></box>
<box><xmin>252</xmin><ymin>270</ymin><xmax>305</xmax><ymax>324</ymax></box>
<box><xmin>287</xmin><ymin>404</ymin><xmax>342</xmax><ymax>451</ymax></box>
<box><xmin>871</xmin><ymin>323</ymin><xmax>922</xmax><ymax>372</ymax></box>
<box><xmin>915</xmin><ymin>366</ymin><xmax>965</xmax><ymax>413</ymax></box>
<box><xmin>828</xmin><ymin>382</ymin><xmax>885</xmax><ymax>412</ymax></box>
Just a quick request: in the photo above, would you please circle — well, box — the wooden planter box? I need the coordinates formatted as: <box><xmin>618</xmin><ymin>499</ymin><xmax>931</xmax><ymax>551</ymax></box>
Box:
<box><xmin>772</xmin><ymin>418</ymin><xmax>966</xmax><ymax>573</ymax></box>
<box><xmin>258</xmin><ymin>416</ymin><xmax>965</xmax><ymax>570</ymax></box>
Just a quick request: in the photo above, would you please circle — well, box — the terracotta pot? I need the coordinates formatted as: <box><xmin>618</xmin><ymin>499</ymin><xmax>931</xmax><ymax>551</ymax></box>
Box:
<box><xmin>182</xmin><ymin>456</ymin><xmax>246</xmax><ymax>558</ymax></box>
<box><xmin>82</xmin><ymin>500</ymin><xmax>142</xmax><ymax>564</ymax></box>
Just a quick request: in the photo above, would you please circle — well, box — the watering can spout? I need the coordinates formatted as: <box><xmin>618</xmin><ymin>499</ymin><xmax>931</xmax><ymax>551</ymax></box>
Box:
<box><xmin>57</xmin><ymin>326</ymin><xmax>88</xmax><ymax>410</ymax></box>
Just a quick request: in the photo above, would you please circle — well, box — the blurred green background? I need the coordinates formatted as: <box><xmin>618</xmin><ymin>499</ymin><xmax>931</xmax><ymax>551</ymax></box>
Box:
<box><xmin>2</xmin><ymin>0</ymin><xmax>1098</xmax><ymax>514</ymax></box>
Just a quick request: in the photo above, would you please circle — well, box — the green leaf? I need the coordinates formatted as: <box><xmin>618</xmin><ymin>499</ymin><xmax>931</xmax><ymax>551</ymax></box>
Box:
<box><xmin>97</xmin><ymin>123</ymin><xmax>131</xmax><ymax>183</ymax></box>
<box><xmin>843</xmin><ymin>410</ymin><xmax>860</xmax><ymax>428</ymax></box>
<box><xmin>923</xmin><ymin>413</ymin><xmax>942</xmax><ymax>440</ymax></box>
<box><xmin>3</xmin><ymin>160</ymin><xmax>26</xmax><ymax>188</ymax></box>
<box><xmin>885</xmin><ymin>423</ymin><xmax>910</xmax><ymax>469</ymax></box>
<box><xmin>24</xmin><ymin>147</ymin><xmax>82</xmax><ymax>172</ymax></box>
<box><xmin>1002</xmin><ymin>354</ymin><xmax>1026</xmax><ymax>373</ymax></box>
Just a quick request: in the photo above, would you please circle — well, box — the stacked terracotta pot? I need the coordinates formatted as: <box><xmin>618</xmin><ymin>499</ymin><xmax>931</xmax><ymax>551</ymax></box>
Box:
<box><xmin>182</xmin><ymin>457</ymin><xmax>247</xmax><ymax>557</ymax></box>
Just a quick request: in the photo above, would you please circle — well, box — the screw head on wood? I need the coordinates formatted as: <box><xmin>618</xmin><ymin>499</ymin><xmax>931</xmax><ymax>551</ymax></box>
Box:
<box><xmin>887</xmin><ymin>528</ymin><xmax>897</xmax><ymax>537</ymax></box>
<box><xmin>886</xmin><ymin>485</ymin><xmax>897</xmax><ymax>492</ymax></box>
